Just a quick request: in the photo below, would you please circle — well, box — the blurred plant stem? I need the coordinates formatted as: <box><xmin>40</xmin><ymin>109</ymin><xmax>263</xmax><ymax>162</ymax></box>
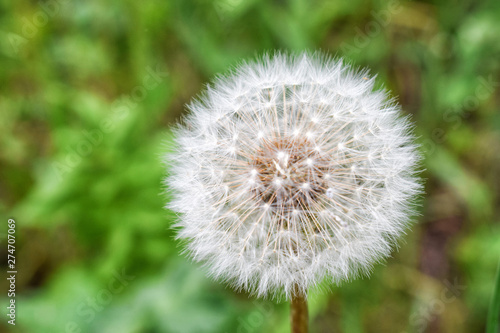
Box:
<box><xmin>291</xmin><ymin>285</ymin><xmax>308</xmax><ymax>333</ymax></box>
<box><xmin>486</xmin><ymin>259</ymin><xmax>500</xmax><ymax>333</ymax></box>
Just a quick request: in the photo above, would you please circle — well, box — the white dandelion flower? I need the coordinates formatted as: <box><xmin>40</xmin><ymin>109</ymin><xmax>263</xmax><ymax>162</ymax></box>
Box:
<box><xmin>165</xmin><ymin>52</ymin><xmax>422</xmax><ymax>300</ymax></box>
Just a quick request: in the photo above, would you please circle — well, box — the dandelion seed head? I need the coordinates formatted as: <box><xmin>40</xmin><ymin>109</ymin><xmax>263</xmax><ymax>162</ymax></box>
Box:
<box><xmin>165</xmin><ymin>52</ymin><xmax>422</xmax><ymax>299</ymax></box>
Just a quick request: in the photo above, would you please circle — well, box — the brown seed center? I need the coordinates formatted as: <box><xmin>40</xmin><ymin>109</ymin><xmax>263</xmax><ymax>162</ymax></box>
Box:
<box><xmin>250</xmin><ymin>137</ymin><xmax>329</xmax><ymax>211</ymax></box>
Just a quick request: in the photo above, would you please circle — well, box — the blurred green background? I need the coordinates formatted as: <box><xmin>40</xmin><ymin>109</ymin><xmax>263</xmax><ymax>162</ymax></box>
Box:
<box><xmin>1</xmin><ymin>0</ymin><xmax>499</xmax><ymax>332</ymax></box>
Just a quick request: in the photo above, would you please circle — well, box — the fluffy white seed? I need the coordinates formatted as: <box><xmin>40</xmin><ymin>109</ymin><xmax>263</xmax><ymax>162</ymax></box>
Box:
<box><xmin>165</xmin><ymin>52</ymin><xmax>422</xmax><ymax>300</ymax></box>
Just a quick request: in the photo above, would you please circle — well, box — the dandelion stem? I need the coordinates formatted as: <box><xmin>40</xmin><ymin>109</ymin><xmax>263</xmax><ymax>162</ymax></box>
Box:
<box><xmin>291</xmin><ymin>286</ymin><xmax>308</xmax><ymax>333</ymax></box>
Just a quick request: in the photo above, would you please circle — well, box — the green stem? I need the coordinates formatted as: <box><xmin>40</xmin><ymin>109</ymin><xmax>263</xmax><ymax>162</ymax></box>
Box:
<box><xmin>291</xmin><ymin>286</ymin><xmax>308</xmax><ymax>333</ymax></box>
<box><xmin>486</xmin><ymin>259</ymin><xmax>500</xmax><ymax>333</ymax></box>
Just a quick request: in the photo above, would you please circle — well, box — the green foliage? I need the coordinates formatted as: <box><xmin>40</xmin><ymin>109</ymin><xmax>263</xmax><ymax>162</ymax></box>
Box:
<box><xmin>487</xmin><ymin>260</ymin><xmax>500</xmax><ymax>333</ymax></box>
<box><xmin>1</xmin><ymin>0</ymin><xmax>499</xmax><ymax>332</ymax></box>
